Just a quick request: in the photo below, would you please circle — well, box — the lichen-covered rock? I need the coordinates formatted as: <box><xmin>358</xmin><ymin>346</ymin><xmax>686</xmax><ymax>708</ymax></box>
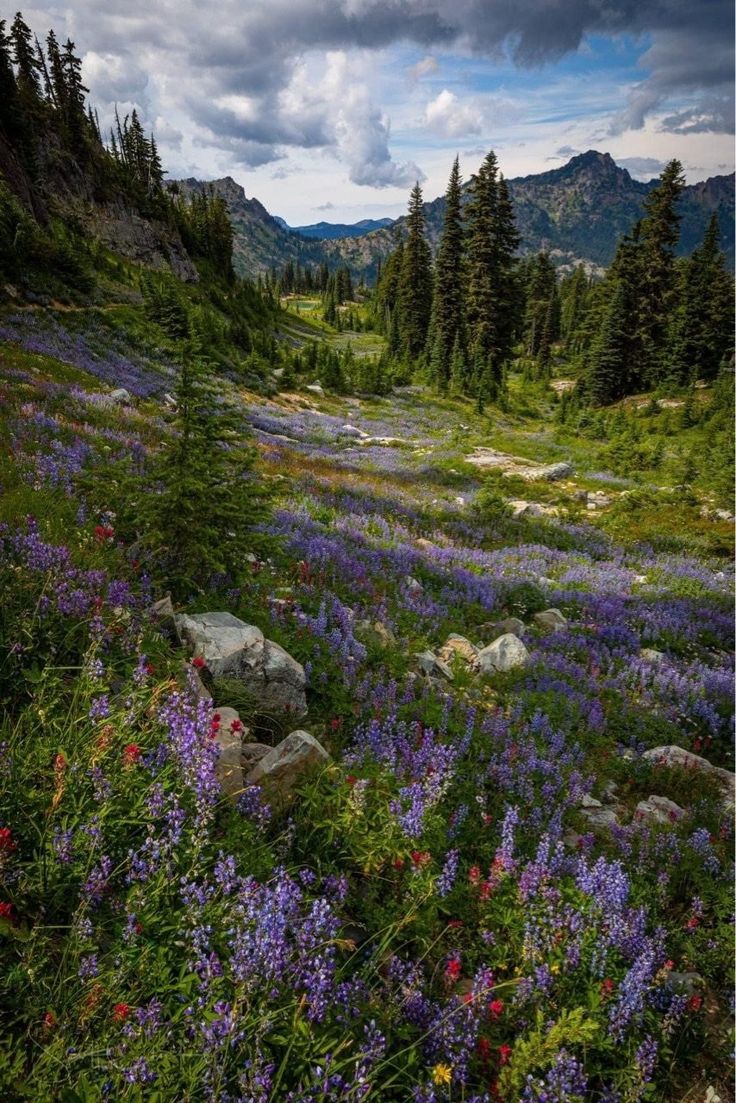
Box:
<box><xmin>640</xmin><ymin>648</ymin><xmax>666</xmax><ymax>663</ymax></box>
<box><xmin>516</xmin><ymin>461</ymin><xmax>573</xmax><ymax>482</ymax></box>
<box><xmin>476</xmin><ymin>633</ymin><xmax>529</xmax><ymax>674</ymax></box>
<box><xmin>437</xmin><ymin>634</ymin><xmax>478</xmax><ymax>665</ymax></box>
<box><xmin>635</xmin><ymin>795</ymin><xmax>685</xmax><ymax>825</ymax></box>
<box><xmin>245</xmin><ymin>730</ymin><xmax>330</xmax><ymax>797</ymax></box>
<box><xmin>175</xmin><ymin>612</ymin><xmax>307</xmax><ymax>719</ymax></box>
<box><xmin>149</xmin><ymin>594</ymin><xmax>177</xmax><ymax>638</ymax></box>
<box><xmin>479</xmin><ymin>617</ymin><xmax>526</xmax><ymax>641</ymax></box>
<box><xmin>241</xmin><ymin>742</ymin><xmax>273</xmax><ymax>770</ymax></box>
<box><xmin>415</xmin><ymin>650</ymin><xmax>454</xmax><ymax>681</ymax></box>
<box><xmin>533</xmin><ymin>608</ymin><xmax>568</xmax><ymax>633</ymax></box>
<box><xmin>356</xmin><ymin>619</ymin><xmax>396</xmax><ymax>648</ymax></box>
<box><xmin>580</xmin><ymin>805</ymin><xmax>620</xmax><ymax>829</ymax></box>
<box><xmin>643</xmin><ymin>745</ymin><xmax>735</xmax><ymax>807</ymax></box>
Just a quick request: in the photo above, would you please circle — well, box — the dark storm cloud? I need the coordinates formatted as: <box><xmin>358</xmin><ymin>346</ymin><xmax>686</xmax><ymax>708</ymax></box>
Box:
<box><xmin>34</xmin><ymin>0</ymin><xmax>735</xmax><ymax>181</ymax></box>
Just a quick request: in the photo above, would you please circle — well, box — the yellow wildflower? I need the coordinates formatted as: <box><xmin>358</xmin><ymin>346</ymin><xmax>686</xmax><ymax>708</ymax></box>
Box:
<box><xmin>431</xmin><ymin>1063</ymin><xmax>453</xmax><ymax>1087</ymax></box>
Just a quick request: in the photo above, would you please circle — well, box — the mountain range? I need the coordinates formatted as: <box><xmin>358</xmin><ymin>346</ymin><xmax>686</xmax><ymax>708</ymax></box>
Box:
<box><xmin>173</xmin><ymin>152</ymin><xmax>735</xmax><ymax>282</ymax></box>
<box><xmin>274</xmin><ymin>216</ymin><xmax>394</xmax><ymax>239</ymax></box>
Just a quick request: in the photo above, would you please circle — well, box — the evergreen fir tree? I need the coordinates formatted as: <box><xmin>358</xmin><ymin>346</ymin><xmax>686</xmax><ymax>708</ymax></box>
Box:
<box><xmin>140</xmin><ymin>347</ymin><xmax>270</xmax><ymax>599</ymax></box>
<box><xmin>429</xmin><ymin>156</ymin><xmax>464</xmax><ymax>390</ymax></box>
<box><xmin>669</xmin><ymin>214</ymin><xmax>734</xmax><ymax>383</ymax></box>
<box><xmin>638</xmin><ymin>159</ymin><xmax>686</xmax><ymax>382</ymax></box>
<box><xmin>397</xmin><ymin>182</ymin><xmax>433</xmax><ymax>360</ymax></box>
<box><xmin>585</xmin><ymin>279</ymin><xmax>630</xmax><ymax>405</ymax></box>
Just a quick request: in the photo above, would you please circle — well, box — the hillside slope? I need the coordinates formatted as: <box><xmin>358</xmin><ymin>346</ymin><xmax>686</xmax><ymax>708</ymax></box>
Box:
<box><xmin>195</xmin><ymin>152</ymin><xmax>735</xmax><ymax>281</ymax></box>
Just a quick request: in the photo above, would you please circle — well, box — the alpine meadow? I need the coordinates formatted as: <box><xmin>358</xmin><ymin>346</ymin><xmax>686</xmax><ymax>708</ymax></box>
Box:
<box><xmin>0</xmin><ymin>6</ymin><xmax>735</xmax><ymax>1103</ymax></box>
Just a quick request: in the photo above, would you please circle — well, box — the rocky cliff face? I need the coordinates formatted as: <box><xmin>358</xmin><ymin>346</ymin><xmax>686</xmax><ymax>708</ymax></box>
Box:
<box><xmin>82</xmin><ymin>199</ymin><xmax>198</xmax><ymax>282</ymax></box>
<box><xmin>1</xmin><ymin>130</ymin><xmax>198</xmax><ymax>283</ymax></box>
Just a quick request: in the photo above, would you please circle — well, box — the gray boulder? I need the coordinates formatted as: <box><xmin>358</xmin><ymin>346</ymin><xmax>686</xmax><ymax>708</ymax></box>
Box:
<box><xmin>640</xmin><ymin>648</ymin><xmax>666</xmax><ymax>663</ymax></box>
<box><xmin>241</xmin><ymin>742</ymin><xmax>273</xmax><ymax>770</ymax></box>
<box><xmin>108</xmin><ymin>387</ymin><xmax>132</xmax><ymax>405</ymax></box>
<box><xmin>580</xmin><ymin>805</ymin><xmax>620</xmax><ymax>829</ymax></box>
<box><xmin>533</xmin><ymin>608</ymin><xmax>567</xmax><ymax>633</ymax></box>
<box><xmin>305</xmin><ymin>383</ymin><xmax>324</xmax><ymax>397</ymax></box>
<box><xmin>175</xmin><ymin>612</ymin><xmax>307</xmax><ymax>719</ymax></box>
<box><xmin>643</xmin><ymin>745</ymin><xmax>735</xmax><ymax>808</ymax></box>
<box><xmin>148</xmin><ymin>593</ymin><xmax>177</xmax><ymax>637</ymax></box>
<box><xmin>635</xmin><ymin>795</ymin><xmax>685</xmax><ymax>825</ymax></box>
<box><xmin>246</xmin><ymin>730</ymin><xmax>330</xmax><ymax>797</ymax></box>
<box><xmin>479</xmin><ymin>617</ymin><xmax>526</xmax><ymax>641</ymax></box>
<box><xmin>476</xmin><ymin>633</ymin><xmax>529</xmax><ymax>674</ymax></box>
<box><xmin>517</xmin><ymin>461</ymin><xmax>573</xmax><ymax>482</ymax></box>
<box><xmin>415</xmin><ymin>649</ymin><xmax>454</xmax><ymax>681</ymax></box>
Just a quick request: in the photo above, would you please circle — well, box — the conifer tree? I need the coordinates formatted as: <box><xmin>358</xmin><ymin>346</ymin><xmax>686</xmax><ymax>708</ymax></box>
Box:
<box><xmin>140</xmin><ymin>346</ymin><xmax>270</xmax><ymax>599</ymax></box>
<box><xmin>0</xmin><ymin>21</ymin><xmax>23</xmax><ymax>143</ymax></box>
<box><xmin>465</xmin><ymin>152</ymin><xmax>497</xmax><ymax>374</ymax></box>
<box><xmin>10</xmin><ymin>12</ymin><xmax>41</xmax><ymax>101</ymax></box>
<box><xmin>428</xmin><ymin>156</ymin><xmax>464</xmax><ymax>390</ymax></box>
<box><xmin>638</xmin><ymin>159</ymin><xmax>686</xmax><ymax>382</ymax></box>
<box><xmin>669</xmin><ymin>214</ymin><xmax>734</xmax><ymax>383</ymax></box>
<box><xmin>397</xmin><ymin>182</ymin><xmax>433</xmax><ymax>359</ymax></box>
<box><xmin>585</xmin><ymin>279</ymin><xmax>630</xmax><ymax>405</ymax></box>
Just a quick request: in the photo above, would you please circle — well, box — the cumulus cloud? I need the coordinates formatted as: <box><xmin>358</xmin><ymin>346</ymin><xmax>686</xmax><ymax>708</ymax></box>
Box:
<box><xmin>425</xmin><ymin>90</ymin><xmax>484</xmax><ymax>138</ymax></box>
<box><xmin>28</xmin><ymin>0</ymin><xmax>736</xmax><ymax>184</ymax></box>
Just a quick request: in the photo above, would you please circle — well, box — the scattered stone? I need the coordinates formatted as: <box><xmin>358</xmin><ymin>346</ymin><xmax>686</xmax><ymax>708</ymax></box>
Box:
<box><xmin>635</xmin><ymin>795</ymin><xmax>685</xmax><ymax>825</ymax></box>
<box><xmin>586</xmin><ymin>490</ymin><xmax>612</xmax><ymax>508</ymax></box>
<box><xmin>148</xmin><ymin>593</ymin><xmax>176</xmax><ymax>637</ymax></box>
<box><xmin>162</xmin><ymin>392</ymin><xmax>177</xmax><ymax>408</ymax></box>
<box><xmin>305</xmin><ymin>383</ymin><xmax>324</xmax><ymax>396</ymax></box>
<box><xmin>415</xmin><ymin>650</ymin><xmax>454</xmax><ymax>681</ymax></box>
<box><xmin>510</xmin><ymin>499</ymin><xmax>559</xmax><ymax>519</ymax></box>
<box><xmin>476</xmin><ymin>633</ymin><xmax>529</xmax><ymax>674</ymax></box>
<box><xmin>437</xmin><ymin>634</ymin><xmax>479</xmax><ymax>665</ymax></box>
<box><xmin>581</xmin><ymin>794</ymin><xmax>602</xmax><ymax>809</ymax></box>
<box><xmin>356</xmin><ymin>619</ymin><xmax>396</xmax><ymax>648</ymax></box>
<box><xmin>108</xmin><ymin>387</ymin><xmax>132</xmax><ymax>405</ymax></box>
<box><xmin>515</xmin><ymin>461</ymin><xmax>573</xmax><ymax>482</ymax></box>
<box><xmin>643</xmin><ymin>745</ymin><xmax>735</xmax><ymax>808</ymax></box>
<box><xmin>602</xmin><ymin>781</ymin><xmax>619</xmax><ymax>803</ymax></box>
<box><xmin>533</xmin><ymin>608</ymin><xmax>567</xmax><ymax>633</ymax></box>
<box><xmin>633</xmin><ymin>574</ymin><xmax>648</xmax><ymax>584</ymax></box>
<box><xmin>415</xmin><ymin>538</ymin><xmax>435</xmax><ymax>550</ymax></box>
<box><xmin>537</xmin><ymin>576</ymin><xmax>556</xmax><ymax>588</ymax></box>
<box><xmin>479</xmin><ymin>616</ymin><xmax>526</xmax><ymax>641</ymax></box>
<box><xmin>404</xmin><ymin>575</ymin><xmax>423</xmax><ymax>594</ymax></box>
<box><xmin>341</xmin><ymin>424</ymin><xmax>368</xmax><ymax>438</ymax></box>
<box><xmin>175</xmin><ymin>612</ymin><xmax>307</xmax><ymax>719</ymax></box>
<box><xmin>664</xmin><ymin>971</ymin><xmax>704</xmax><ymax>996</ymax></box>
<box><xmin>640</xmin><ymin>648</ymin><xmax>666</xmax><ymax>663</ymax></box>
<box><xmin>245</xmin><ymin>730</ymin><xmax>330</xmax><ymax>798</ymax></box>
<box><xmin>580</xmin><ymin>805</ymin><xmax>620</xmax><ymax>829</ymax></box>
<box><xmin>241</xmin><ymin>742</ymin><xmax>272</xmax><ymax>770</ymax></box>
<box><xmin>212</xmin><ymin>707</ymin><xmax>244</xmax><ymax>799</ymax></box>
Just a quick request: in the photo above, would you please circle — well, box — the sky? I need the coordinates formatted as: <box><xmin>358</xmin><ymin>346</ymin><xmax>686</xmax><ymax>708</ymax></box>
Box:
<box><xmin>19</xmin><ymin>1</ymin><xmax>736</xmax><ymax>224</ymax></box>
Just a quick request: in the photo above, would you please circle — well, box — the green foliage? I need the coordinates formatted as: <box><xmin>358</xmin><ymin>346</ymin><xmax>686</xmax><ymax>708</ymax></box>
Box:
<box><xmin>137</xmin><ymin>348</ymin><xmax>271</xmax><ymax>599</ymax></box>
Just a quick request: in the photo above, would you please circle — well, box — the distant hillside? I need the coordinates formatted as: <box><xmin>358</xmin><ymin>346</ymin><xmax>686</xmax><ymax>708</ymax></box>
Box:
<box><xmin>287</xmin><ymin>217</ymin><xmax>395</xmax><ymax>240</ymax></box>
<box><xmin>191</xmin><ymin>153</ymin><xmax>735</xmax><ymax>282</ymax></box>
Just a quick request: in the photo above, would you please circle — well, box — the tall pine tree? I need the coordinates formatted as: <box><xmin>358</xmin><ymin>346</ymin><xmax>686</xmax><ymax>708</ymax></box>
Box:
<box><xmin>397</xmin><ymin>182</ymin><xmax>433</xmax><ymax>360</ymax></box>
<box><xmin>428</xmin><ymin>156</ymin><xmax>465</xmax><ymax>390</ymax></box>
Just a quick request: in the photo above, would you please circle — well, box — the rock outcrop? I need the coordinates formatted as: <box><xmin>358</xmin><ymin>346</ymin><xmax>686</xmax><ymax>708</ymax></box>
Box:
<box><xmin>476</xmin><ymin>633</ymin><xmax>529</xmax><ymax>674</ymax></box>
<box><xmin>175</xmin><ymin>612</ymin><xmax>307</xmax><ymax>719</ymax></box>
<box><xmin>246</xmin><ymin>730</ymin><xmax>330</xmax><ymax>797</ymax></box>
